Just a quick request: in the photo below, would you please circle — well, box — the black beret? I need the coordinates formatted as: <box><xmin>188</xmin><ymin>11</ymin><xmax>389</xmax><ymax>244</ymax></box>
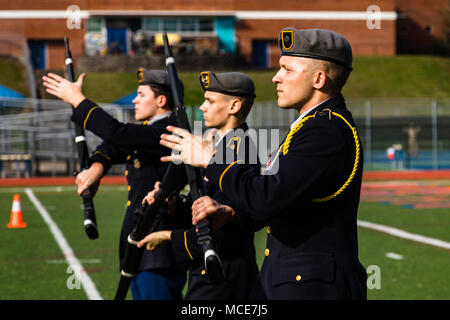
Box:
<box><xmin>199</xmin><ymin>71</ymin><xmax>256</xmax><ymax>98</ymax></box>
<box><xmin>136</xmin><ymin>68</ymin><xmax>171</xmax><ymax>91</ymax></box>
<box><xmin>279</xmin><ymin>28</ymin><xmax>353</xmax><ymax>70</ymax></box>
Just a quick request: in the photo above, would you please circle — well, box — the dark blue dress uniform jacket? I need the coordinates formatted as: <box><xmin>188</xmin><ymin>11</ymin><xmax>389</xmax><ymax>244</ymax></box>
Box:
<box><xmin>71</xmin><ymin>99</ymin><xmax>179</xmax><ymax>272</ymax></box>
<box><xmin>204</xmin><ymin>94</ymin><xmax>367</xmax><ymax>299</ymax></box>
<box><xmin>170</xmin><ymin>122</ymin><xmax>260</xmax><ymax>299</ymax></box>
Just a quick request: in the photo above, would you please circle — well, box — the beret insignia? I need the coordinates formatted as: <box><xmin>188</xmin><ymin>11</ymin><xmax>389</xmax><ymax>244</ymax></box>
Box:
<box><xmin>200</xmin><ymin>71</ymin><xmax>210</xmax><ymax>88</ymax></box>
<box><xmin>281</xmin><ymin>30</ymin><xmax>294</xmax><ymax>50</ymax></box>
<box><xmin>137</xmin><ymin>68</ymin><xmax>144</xmax><ymax>83</ymax></box>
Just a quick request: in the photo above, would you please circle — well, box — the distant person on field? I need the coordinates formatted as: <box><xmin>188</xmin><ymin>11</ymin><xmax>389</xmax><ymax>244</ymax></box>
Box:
<box><xmin>403</xmin><ymin>122</ymin><xmax>421</xmax><ymax>158</ymax></box>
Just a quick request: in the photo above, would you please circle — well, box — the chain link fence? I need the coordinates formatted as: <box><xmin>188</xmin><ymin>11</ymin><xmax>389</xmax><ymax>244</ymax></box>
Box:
<box><xmin>1</xmin><ymin>97</ymin><xmax>449</xmax><ymax>177</ymax></box>
<box><xmin>0</xmin><ymin>97</ymin><xmax>134</xmax><ymax>177</ymax></box>
<box><xmin>246</xmin><ymin>98</ymin><xmax>450</xmax><ymax>170</ymax></box>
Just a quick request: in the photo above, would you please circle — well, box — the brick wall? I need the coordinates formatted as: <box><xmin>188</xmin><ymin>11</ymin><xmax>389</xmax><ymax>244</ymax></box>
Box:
<box><xmin>1</xmin><ymin>0</ymin><xmax>394</xmax><ymax>11</ymax></box>
<box><xmin>0</xmin><ymin>18</ymin><xmax>85</xmax><ymax>68</ymax></box>
<box><xmin>4</xmin><ymin>0</ymin><xmax>445</xmax><ymax>71</ymax></box>
<box><xmin>237</xmin><ymin>19</ymin><xmax>396</xmax><ymax>68</ymax></box>
<box><xmin>396</xmin><ymin>0</ymin><xmax>449</xmax><ymax>54</ymax></box>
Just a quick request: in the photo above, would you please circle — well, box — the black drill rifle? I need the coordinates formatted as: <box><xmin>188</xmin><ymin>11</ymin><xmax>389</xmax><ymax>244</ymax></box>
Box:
<box><xmin>163</xmin><ymin>32</ymin><xmax>225</xmax><ymax>285</ymax></box>
<box><xmin>114</xmin><ymin>162</ymin><xmax>188</xmax><ymax>300</ymax></box>
<box><xmin>64</xmin><ymin>37</ymin><xmax>98</xmax><ymax>240</ymax></box>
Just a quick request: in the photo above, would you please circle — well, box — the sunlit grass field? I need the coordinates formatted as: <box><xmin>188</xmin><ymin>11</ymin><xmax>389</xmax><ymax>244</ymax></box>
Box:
<box><xmin>0</xmin><ymin>185</ymin><xmax>448</xmax><ymax>300</ymax></box>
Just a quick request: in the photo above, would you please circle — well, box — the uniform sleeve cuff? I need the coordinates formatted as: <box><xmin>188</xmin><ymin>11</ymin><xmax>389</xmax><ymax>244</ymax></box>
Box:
<box><xmin>88</xmin><ymin>152</ymin><xmax>112</xmax><ymax>174</ymax></box>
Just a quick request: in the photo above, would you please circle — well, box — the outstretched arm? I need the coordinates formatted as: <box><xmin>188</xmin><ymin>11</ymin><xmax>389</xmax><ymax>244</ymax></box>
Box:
<box><xmin>43</xmin><ymin>73</ymin><xmax>172</xmax><ymax>151</ymax></box>
<box><xmin>161</xmin><ymin>120</ymin><xmax>346</xmax><ymax>223</ymax></box>
<box><xmin>160</xmin><ymin>126</ymin><xmax>215</xmax><ymax>168</ymax></box>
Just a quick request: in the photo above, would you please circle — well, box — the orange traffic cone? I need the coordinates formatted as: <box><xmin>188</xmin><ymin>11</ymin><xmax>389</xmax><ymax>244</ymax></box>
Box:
<box><xmin>7</xmin><ymin>194</ymin><xmax>27</xmax><ymax>228</ymax></box>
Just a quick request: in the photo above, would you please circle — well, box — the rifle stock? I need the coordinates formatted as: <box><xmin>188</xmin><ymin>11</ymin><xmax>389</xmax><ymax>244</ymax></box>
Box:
<box><xmin>64</xmin><ymin>37</ymin><xmax>99</xmax><ymax>240</ymax></box>
<box><xmin>114</xmin><ymin>162</ymin><xmax>187</xmax><ymax>300</ymax></box>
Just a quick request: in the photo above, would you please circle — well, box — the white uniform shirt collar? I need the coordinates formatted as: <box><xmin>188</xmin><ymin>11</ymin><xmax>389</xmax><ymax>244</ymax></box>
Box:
<box><xmin>146</xmin><ymin>111</ymin><xmax>172</xmax><ymax>125</ymax></box>
<box><xmin>214</xmin><ymin>132</ymin><xmax>227</xmax><ymax>148</ymax></box>
<box><xmin>290</xmin><ymin>97</ymin><xmax>333</xmax><ymax>130</ymax></box>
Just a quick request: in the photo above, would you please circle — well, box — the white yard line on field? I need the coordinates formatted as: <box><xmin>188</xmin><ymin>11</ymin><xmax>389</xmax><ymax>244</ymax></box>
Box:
<box><xmin>385</xmin><ymin>252</ymin><xmax>404</xmax><ymax>260</ymax></box>
<box><xmin>25</xmin><ymin>188</ymin><xmax>103</xmax><ymax>300</ymax></box>
<box><xmin>357</xmin><ymin>219</ymin><xmax>450</xmax><ymax>250</ymax></box>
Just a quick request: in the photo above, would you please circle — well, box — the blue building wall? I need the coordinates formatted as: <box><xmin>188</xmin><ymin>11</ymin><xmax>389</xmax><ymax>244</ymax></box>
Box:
<box><xmin>215</xmin><ymin>17</ymin><xmax>235</xmax><ymax>54</ymax></box>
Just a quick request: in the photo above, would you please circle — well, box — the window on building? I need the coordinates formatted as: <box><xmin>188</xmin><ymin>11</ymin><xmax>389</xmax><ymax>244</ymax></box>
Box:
<box><xmin>142</xmin><ymin>17</ymin><xmax>214</xmax><ymax>34</ymax></box>
<box><xmin>87</xmin><ymin>18</ymin><xmax>103</xmax><ymax>32</ymax></box>
<box><xmin>142</xmin><ymin>17</ymin><xmax>161</xmax><ymax>32</ymax></box>
<box><xmin>181</xmin><ymin>18</ymin><xmax>196</xmax><ymax>32</ymax></box>
<box><xmin>163</xmin><ymin>18</ymin><xmax>178</xmax><ymax>32</ymax></box>
<box><xmin>199</xmin><ymin>18</ymin><xmax>214</xmax><ymax>32</ymax></box>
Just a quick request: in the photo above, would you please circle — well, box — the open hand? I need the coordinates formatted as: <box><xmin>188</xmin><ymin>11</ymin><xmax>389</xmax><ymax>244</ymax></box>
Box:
<box><xmin>160</xmin><ymin>126</ymin><xmax>215</xmax><ymax>168</ymax></box>
<box><xmin>42</xmin><ymin>72</ymin><xmax>87</xmax><ymax>107</ymax></box>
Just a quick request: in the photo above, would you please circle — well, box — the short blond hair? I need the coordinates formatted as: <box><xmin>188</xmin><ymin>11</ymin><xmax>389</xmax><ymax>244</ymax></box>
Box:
<box><xmin>311</xmin><ymin>60</ymin><xmax>351</xmax><ymax>94</ymax></box>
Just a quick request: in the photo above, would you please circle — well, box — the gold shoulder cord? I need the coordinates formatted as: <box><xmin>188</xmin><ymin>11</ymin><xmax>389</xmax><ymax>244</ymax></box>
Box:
<box><xmin>281</xmin><ymin>110</ymin><xmax>361</xmax><ymax>203</ymax></box>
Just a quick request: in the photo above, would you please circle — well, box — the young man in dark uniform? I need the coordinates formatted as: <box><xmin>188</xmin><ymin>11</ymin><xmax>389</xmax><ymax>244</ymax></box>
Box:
<box><xmin>42</xmin><ymin>69</ymin><xmax>186</xmax><ymax>300</ymax></box>
<box><xmin>138</xmin><ymin>71</ymin><xmax>261</xmax><ymax>299</ymax></box>
<box><xmin>159</xmin><ymin>28</ymin><xmax>367</xmax><ymax>300</ymax></box>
